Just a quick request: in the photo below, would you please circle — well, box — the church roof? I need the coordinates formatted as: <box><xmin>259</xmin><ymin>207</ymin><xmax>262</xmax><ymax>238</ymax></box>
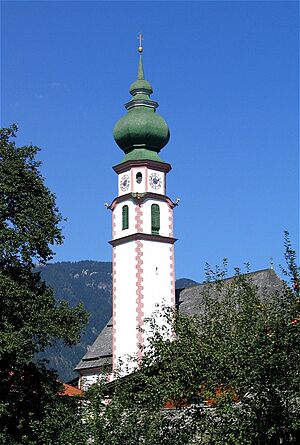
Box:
<box><xmin>59</xmin><ymin>383</ymin><xmax>84</xmax><ymax>397</ymax></box>
<box><xmin>177</xmin><ymin>268</ymin><xmax>284</xmax><ymax>316</ymax></box>
<box><xmin>74</xmin><ymin>321</ymin><xmax>113</xmax><ymax>371</ymax></box>
<box><xmin>74</xmin><ymin>269</ymin><xmax>284</xmax><ymax>373</ymax></box>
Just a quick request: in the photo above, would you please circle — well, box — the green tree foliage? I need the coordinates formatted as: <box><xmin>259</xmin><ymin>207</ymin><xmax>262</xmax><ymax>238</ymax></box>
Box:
<box><xmin>0</xmin><ymin>125</ymin><xmax>88</xmax><ymax>444</ymax></box>
<box><xmin>87</xmin><ymin>235</ymin><xmax>300</xmax><ymax>444</ymax></box>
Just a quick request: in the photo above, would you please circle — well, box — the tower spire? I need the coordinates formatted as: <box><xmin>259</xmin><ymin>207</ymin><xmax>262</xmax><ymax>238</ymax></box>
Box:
<box><xmin>137</xmin><ymin>33</ymin><xmax>145</xmax><ymax>80</ymax></box>
<box><xmin>113</xmin><ymin>36</ymin><xmax>170</xmax><ymax>163</ymax></box>
<box><xmin>138</xmin><ymin>32</ymin><xmax>143</xmax><ymax>53</ymax></box>
<box><xmin>137</xmin><ymin>54</ymin><xmax>145</xmax><ymax>80</ymax></box>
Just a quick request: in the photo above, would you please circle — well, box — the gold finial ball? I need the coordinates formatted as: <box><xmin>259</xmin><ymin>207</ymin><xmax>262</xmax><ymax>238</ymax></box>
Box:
<box><xmin>138</xmin><ymin>46</ymin><xmax>143</xmax><ymax>53</ymax></box>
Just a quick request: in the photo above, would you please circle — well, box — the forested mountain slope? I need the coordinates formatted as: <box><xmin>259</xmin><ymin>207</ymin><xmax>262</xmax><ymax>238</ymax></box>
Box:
<box><xmin>36</xmin><ymin>261</ymin><xmax>112</xmax><ymax>382</ymax></box>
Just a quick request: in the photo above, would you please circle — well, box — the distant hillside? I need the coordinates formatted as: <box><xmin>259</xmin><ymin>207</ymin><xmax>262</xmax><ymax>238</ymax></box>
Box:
<box><xmin>36</xmin><ymin>261</ymin><xmax>197</xmax><ymax>382</ymax></box>
<box><xmin>175</xmin><ymin>278</ymin><xmax>198</xmax><ymax>289</ymax></box>
<box><xmin>36</xmin><ymin>261</ymin><xmax>112</xmax><ymax>382</ymax></box>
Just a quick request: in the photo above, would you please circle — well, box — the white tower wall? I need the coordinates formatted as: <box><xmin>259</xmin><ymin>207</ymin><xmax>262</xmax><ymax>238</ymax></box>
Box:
<box><xmin>112</xmin><ymin>237</ymin><xmax>175</xmax><ymax>373</ymax></box>
<box><xmin>111</xmin><ymin>180</ymin><xmax>176</xmax><ymax>375</ymax></box>
<box><xmin>142</xmin><ymin>240</ymin><xmax>175</xmax><ymax>346</ymax></box>
<box><xmin>113</xmin><ymin>242</ymin><xmax>138</xmax><ymax>371</ymax></box>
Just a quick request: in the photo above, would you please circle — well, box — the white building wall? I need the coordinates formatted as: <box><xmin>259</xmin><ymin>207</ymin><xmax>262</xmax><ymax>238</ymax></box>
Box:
<box><xmin>79</xmin><ymin>372</ymin><xmax>101</xmax><ymax>391</ymax></box>
<box><xmin>141</xmin><ymin>239</ymin><xmax>174</xmax><ymax>346</ymax></box>
<box><xmin>113</xmin><ymin>242</ymin><xmax>138</xmax><ymax>370</ymax></box>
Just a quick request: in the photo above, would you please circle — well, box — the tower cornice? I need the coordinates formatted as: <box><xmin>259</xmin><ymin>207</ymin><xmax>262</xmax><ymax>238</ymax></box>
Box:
<box><xmin>125</xmin><ymin>98</ymin><xmax>158</xmax><ymax>110</ymax></box>
<box><xmin>107</xmin><ymin>192</ymin><xmax>178</xmax><ymax>211</ymax></box>
<box><xmin>113</xmin><ymin>159</ymin><xmax>172</xmax><ymax>174</ymax></box>
<box><xmin>109</xmin><ymin>232</ymin><xmax>177</xmax><ymax>247</ymax></box>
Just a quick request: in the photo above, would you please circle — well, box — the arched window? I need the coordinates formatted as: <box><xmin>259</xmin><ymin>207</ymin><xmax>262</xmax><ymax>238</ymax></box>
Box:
<box><xmin>151</xmin><ymin>204</ymin><xmax>160</xmax><ymax>235</ymax></box>
<box><xmin>136</xmin><ymin>172</ymin><xmax>142</xmax><ymax>184</ymax></box>
<box><xmin>122</xmin><ymin>205</ymin><xmax>129</xmax><ymax>230</ymax></box>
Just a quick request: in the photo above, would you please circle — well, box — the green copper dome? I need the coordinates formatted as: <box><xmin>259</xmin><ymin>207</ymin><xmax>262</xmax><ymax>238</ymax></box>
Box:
<box><xmin>113</xmin><ymin>54</ymin><xmax>170</xmax><ymax>162</ymax></box>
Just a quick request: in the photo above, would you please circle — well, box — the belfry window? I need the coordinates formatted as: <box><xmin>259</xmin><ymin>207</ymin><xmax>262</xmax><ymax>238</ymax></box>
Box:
<box><xmin>122</xmin><ymin>205</ymin><xmax>129</xmax><ymax>230</ymax></box>
<box><xmin>151</xmin><ymin>204</ymin><xmax>160</xmax><ymax>235</ymax></box>
<box><xmin>136</xmin><ymin>172</ymin><xmax>142</xmax><ymax>184</ymax></box>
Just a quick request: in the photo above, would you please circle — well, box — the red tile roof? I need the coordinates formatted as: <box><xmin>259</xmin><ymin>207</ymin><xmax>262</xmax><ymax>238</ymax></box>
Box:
<box><xmin>59</xmin><ymin>383</ymin><xmax>83</xmax><ymax>397</ymax></box>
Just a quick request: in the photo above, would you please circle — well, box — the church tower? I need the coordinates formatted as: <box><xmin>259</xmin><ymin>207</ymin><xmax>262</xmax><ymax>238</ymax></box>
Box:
<box><xmin>110</xmin><ymin>41</ymin><xmax>177</xmax><ymax>373</ymax></box>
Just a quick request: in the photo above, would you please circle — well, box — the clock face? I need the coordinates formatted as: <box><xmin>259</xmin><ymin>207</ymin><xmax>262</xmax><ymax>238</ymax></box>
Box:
<box><xmin>120</xmin><ymin>174</ymin><xmax>130</xmax><ymax>192</ymax></box>
<box><xmin>149</xmin><ymin>172</ymin><xmax>162</xmax><ymax>190</ymax></box>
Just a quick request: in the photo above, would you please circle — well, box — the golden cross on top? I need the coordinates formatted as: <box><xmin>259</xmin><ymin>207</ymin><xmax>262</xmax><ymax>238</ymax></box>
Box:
<box><xmin>138</xmin><ymin>32</ymin><xmax>143</xmax><ymax>53</ymax></box>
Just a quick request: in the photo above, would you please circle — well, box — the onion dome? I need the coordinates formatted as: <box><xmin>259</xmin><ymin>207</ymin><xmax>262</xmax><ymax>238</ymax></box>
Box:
<box><xmin>113</xmin><ymin>46</ymin><xmax>170</xmax><ymax>163</ymax></box>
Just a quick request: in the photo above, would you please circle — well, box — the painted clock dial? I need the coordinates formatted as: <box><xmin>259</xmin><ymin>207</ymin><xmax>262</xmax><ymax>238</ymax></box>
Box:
<box><xmin>120</xmin><ymin>174</ymin><xmax>130</xmax><ymax>192</ymax></box>
<box><xmin>149</xmin><ymin>172</ymin><xmax>162</xmax><ymax>190</ymax></box>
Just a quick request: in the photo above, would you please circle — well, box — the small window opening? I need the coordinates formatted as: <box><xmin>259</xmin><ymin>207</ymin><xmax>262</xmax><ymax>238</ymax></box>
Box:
<box><xmin>136</xmin><ymin>172</ymin><xmax>142</xmax><ymax>184</ymax></box>
<box><xmin>151</xmin><ymin>204</ymin><xmax>160</xmax><ymax>235</ymax></box>
<box><xmin>122</xmin><ymin>205</ymin><xmax>129</xmax><ymax>230</ymax></box>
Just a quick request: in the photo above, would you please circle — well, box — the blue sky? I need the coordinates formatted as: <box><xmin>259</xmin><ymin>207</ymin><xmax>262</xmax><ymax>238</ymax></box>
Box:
<box><xmin>1</xmin><ymin>1</ymin><xmax>299</xmax><ymax>281</ymax></box>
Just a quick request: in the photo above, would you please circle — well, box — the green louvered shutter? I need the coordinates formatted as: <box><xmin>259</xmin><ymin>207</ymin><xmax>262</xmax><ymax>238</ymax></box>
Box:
<box><xmin>122</xmin><ymin>205</ymin><xmax>129</xmax><ymax>230</ymax></box>
<box><xmin>151</xmin><ymin>204</ymin><xmax>160</xmax><ymax>235</ymax></box>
